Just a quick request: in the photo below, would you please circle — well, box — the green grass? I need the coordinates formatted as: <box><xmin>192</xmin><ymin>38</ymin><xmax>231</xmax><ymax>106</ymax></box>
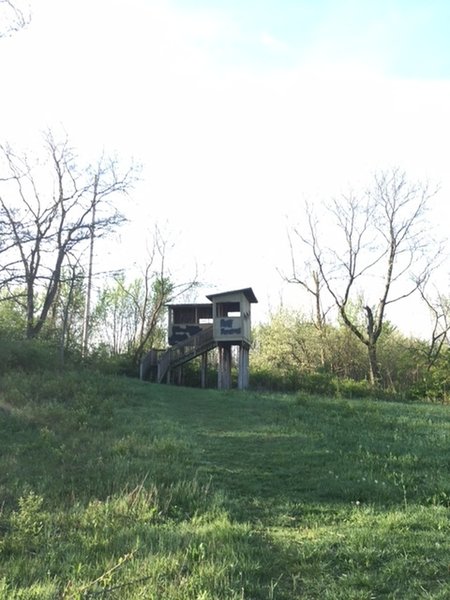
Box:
<box><xmin>1</xmin><ymin>369</ymin><xmax>450</xmax><ymax>598</ymax></box>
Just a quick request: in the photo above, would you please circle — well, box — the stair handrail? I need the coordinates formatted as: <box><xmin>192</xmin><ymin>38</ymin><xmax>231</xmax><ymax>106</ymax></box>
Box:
<box><xmin>157</xmin><ymin>324</ymin><xmax>215</xmax><ymax>382</ymax></box>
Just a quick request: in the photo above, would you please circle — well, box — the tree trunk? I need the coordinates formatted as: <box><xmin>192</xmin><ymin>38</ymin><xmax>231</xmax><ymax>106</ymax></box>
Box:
<box><xmin>82</xmin><ymin>187</ymin><xmax>97</xmax><ymax>357</ymax></box>
<box><xmin>367</xmin><ymin>342</ymin><xmax>381</xmax><ymax>387</ymax></box>
<box><xmin>26</xmin><ymin>280</ymin><xmax>35</xmax><ymax>339</ymax></box>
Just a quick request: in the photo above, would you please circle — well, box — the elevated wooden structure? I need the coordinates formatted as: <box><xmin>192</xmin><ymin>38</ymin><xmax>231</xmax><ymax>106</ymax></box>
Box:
<box><xmin>140</xmin><ymin>287</ymin><xmax>257</xmax><ymax>389</ymax></box>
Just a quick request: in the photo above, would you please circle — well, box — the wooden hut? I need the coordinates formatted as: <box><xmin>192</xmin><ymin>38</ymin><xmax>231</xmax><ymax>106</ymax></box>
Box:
<box><xmin>206</xmin><ymin>288</ymin><xmax>257</xmax><ymax>389</ymax></box>
<box><xmin>140</xmin><ymin>287</ymin><xmax>257</xmax><ymax>389</ymax></box>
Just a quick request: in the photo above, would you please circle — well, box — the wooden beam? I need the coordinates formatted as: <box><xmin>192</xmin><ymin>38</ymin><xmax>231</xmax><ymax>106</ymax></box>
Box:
<box><xmin>201</xmin><ymin>352</ymin><xmax>208</xmax><ymax>388</ymax></box>
<box><xmin>218</xmin><ymin>343</ymin><xmax>232</xmax><ymax>389</ymax></box>
<box><xmin>238</xmin><ymin>344</ymin><xmax>249</xmax><ymax>390</ymax></box>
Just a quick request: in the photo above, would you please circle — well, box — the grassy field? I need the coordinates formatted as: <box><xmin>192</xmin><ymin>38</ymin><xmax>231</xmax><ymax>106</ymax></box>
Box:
<box><xmin>1</xmin><ymin>369</ymin><xmax>450</xmax><ymax>598</ymax></box>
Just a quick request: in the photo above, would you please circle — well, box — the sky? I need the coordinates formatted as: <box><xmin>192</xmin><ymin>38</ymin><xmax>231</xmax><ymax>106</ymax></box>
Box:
<box><xmin>1</xmin><ymin>0</ymin><xmax>450</xmax><ymax>337</ymax></box>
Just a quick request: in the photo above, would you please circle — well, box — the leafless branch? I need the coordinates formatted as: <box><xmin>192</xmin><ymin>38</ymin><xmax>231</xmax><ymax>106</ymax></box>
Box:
<box><xmin>0</xmin><ymin>132</ymin><xmax>137</xmax><ymax>339</ymax></box>
<box><xmin>0</xmin><ymin>0</ymin><xmax>30</xmax><ymax>37</ymax></box>
<box><xmin>286</xmin><ymin>168</ymin><xmax>439</xmax><ymax>385</ymax></box>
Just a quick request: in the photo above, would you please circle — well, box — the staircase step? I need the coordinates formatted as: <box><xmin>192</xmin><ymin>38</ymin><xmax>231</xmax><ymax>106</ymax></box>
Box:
<box><xmin>157</xmin><ymin>325</ymin><xmax>216</xmax><ymax>383</ymax></box>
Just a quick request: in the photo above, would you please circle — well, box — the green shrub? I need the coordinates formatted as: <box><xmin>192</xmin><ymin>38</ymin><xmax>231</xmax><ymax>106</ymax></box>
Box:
<box><xmin>334</xmin><ymin>377</ymin><xmax>374</xmax><ymax>399</ymax></box>
<box><xmin>250</xmin><ymin>366</ymin><xmax>300</xmax><ymax>392</ymax></box>
<box><xmin>411</xmin><ymin>372</ymin><xmax>450</xmax><ymax>403</ymax></box>
<box><xmin>0</xmin><ymin>340</ymin><xmax>61</xmax><ymax>374</ymax></box>
<box><xmin>82</xmin><ymin>347</ymin><xmax>138</xmax><ymax>377</ymax></box>
<box><xmin>297</xmin><ymin>371</ymin><xmax>335</xmax><ymax>395</ymax></box>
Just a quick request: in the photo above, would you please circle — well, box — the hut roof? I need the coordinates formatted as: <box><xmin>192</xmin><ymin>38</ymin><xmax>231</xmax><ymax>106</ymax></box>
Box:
<box><xmin>206</xmin><ymin>287</ymin><xmax>258</xmax><ymax>304</ymax></box>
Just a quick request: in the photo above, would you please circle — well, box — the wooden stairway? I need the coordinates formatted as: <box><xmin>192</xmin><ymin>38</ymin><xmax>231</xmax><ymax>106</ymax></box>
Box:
<box><xmin>157</xmin><ymin>325</ymin><xmax>217</xmax><ymax>383</ymax></box>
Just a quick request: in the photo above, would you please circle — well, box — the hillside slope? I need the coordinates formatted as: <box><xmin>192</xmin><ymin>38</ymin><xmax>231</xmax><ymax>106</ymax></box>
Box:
<box><xmin>1</xmin><ymin>368</ymin><xmax>450</xmax><ymax>598</ymax></box>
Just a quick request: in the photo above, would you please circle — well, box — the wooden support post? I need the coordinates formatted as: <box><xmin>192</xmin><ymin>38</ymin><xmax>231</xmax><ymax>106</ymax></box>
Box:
<box><xmin>201</xmin><ymin>352</ymin><xmax>208</xmax><ymax>388</ymax></box>
<box><xmin>218</xmin><ymin>343</ymin><xmax>232</xmax><ymax>389</ymax></box>
<box><xmin>176</xmin><ymin>366</ymin><xmax>183</xmax><ymax>386</ymax></box>
<box><xmin>238</xmin><ymin>343</ymin><xmax>249</xmax><ymax>390</ymax></box>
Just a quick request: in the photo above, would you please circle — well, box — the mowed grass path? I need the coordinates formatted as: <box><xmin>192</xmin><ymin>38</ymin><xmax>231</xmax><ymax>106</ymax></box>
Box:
<box><xmin>1</xmin><ymin>370</ymin><xmax>450</xmax><ymax>598</ymax></box>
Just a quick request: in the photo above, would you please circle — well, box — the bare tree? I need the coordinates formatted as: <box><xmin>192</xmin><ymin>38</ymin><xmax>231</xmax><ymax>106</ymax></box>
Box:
<box><xmin>289</xmin><ymin>169</ymin><xmax>437</xmax><ymax>386</ymax></box>
<box><xmin>418</xmin><ymin>281</ymin><xmax>450</xmax><ymax>370</ymax></box>
<box><xmin>92</xmin><ymin>226</ymin><xmax>199</xmax><ymax>366</ymax></box>
<box><xmin>285</xmin><ymin>227</ymin><xmax>328</xmax><ymax>331</ymax></box>
<box><xmin>284</xmin><ymin>227</ymin><xmax>331</xmax><ymax>367</ymax></box>
<box><xmin>0</xmin><ymin>131</ymin><xmax>136</xmax><ymax>339</ymax></box>
<box><xmin>80</xmin><ymin>153</ymin><xmax>138</xmax><ymax>354</ymax></box>
<box><xmin>0</xmin><ymin>0</ymin><xmax>30</xmax><ymax>37</ymax></box>
<box><xmin>133</xmin><ymin>229</ymin><xmax>199</xmax><ymax>366</ymax></box>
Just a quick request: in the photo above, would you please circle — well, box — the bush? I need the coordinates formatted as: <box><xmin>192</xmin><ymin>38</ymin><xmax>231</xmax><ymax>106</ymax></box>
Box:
<box><xmin>250</xmin><ymin>367</ymin><xmax>300</xmax><ymax>392</ymax></box>
<box><xmin>410</xmin><ymin>371</ymin><xmax>450</xmax><ymax>403</ymax></box>
<box><xmin>82</xmin><ymin>346</ymin><xmax>138</xmax><ymax>377</ymax></box>
<box><xmin>0</xmin><ymin>339</ymin><xmax>61</xmax><ymax>374</ymax></box>
<box><xmin>297</xmin><ymin>372</ymin><xmax>335</xmax><ymax>395</ymax></box>
<box><xmin>334</xmin><ymin>377</ymin><xmax>374</xmax><ymax>399</ymax></box>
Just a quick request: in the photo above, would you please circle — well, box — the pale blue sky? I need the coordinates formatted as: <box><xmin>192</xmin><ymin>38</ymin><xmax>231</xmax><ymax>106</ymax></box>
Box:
<box><xmin>170</xmin><ymin>0</ymin><xmax>450</xmax><ymax>77</ymax></box>
<box><xmin>1</xmin><ymin>0</ymin><xmax>450</xmax><ymax>335</ymax></box>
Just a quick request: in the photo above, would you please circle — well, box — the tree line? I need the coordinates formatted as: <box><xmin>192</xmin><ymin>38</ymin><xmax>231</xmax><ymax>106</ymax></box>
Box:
<box><xmin>0</xmin><ymin>131</ymin><xmax>448</xmax><ymax>398</ymax></box>
<box><xmin>250</xmin><ymin>308</ymin><xmax>449</xmax><ymax>401</ymax></box>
